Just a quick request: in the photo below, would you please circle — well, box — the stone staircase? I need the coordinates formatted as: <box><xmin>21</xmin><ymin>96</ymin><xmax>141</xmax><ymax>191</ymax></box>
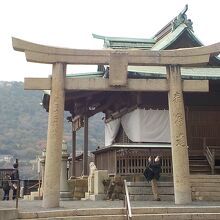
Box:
<box><xmin>127</xmin><ymin>181</ymin><xmax>174</xmax><ymax>201</ymax></box>
<box><xmin>15</xmin><ymin>206</ymin><xmax>220</xmax><ymax>220</ymax></box>
<box><xmin>191</xmin><ymin>175</ymin><xmax>220</xmax><ymax>201</ymax></box>
<box><xmin>127</xmin><ymin>175</ymin><xmax>220</xmax><ymax>202</ymax></box>
<box><xmin>9</xmin><ymin>175</ymin><xmax>220</xmax><ymax>220</ymax></box>
<box><xmin>10</xmin><ymin>175</ymin><xmax>220</xmax><ymax>220</ymax></box>
<box><xmin>189</xmin><ymin>155</ymin><xmax>211</xmax><ymax>174</ymax></box>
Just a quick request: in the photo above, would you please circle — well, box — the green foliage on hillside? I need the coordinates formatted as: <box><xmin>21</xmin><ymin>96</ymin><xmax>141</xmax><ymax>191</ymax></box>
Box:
<box><xmin>0</xmin><ymin>81</ymin><xmax>104</xmax><ymax>162</ymax></box>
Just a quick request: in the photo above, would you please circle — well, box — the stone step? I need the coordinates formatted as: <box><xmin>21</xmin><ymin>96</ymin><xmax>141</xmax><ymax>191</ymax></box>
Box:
<box><xmin>192</xmin><ymin>195</ymin><xmax>220</xmax><ymax>201</ymax></box>
<box><xmin>189</xmin><ymin>156</ymin><xmax>206</xmax><ymax>159</ymax></box>
<box><xmin>190</xmin><ymin>174</ymin><xmax>220</xmax><ymax>179</ymax></box>
<box><xmin>191</xmin><ymin>182</ymin><xmax>220</xmax><ymax>187</ymax></box>
<box><xmin>15</xmin><ymin>213</ymin><xmax>220</xmax><ymax>220</ymax></box>
<box><xmin>191</xmin><ymin>178</ymin><xmax>220</xmax><ymax>183</ymax></box>
<box><xmin>190</xmin><ymin>163</ymin><xmax>210</xmax><ymax>167</ymax></box>
<box><xmin>127</xmin><ymin>181</ymin><xmax>173</xmax><ymax>187</ymax></box>
<box><xmin>16</xmin><ymin>206</ymin><xmax>220</xmax><ymax>219</ymax></box>
<box><xmin>128</xmin><ymin>187</ymin><xmax>174</xmax><ymax>195</ymax></box>
<box><xmin>132</xmin><ymin>206</ymin><xmax>220</xmax><ymax>214</ymax></box>
<box><xmin>192</xmin><ymin>186</ymin><xmax>220</xmax><ymax>192</ymax></box>
<box><xmin>190</xmin><ymin>177</ymin><xmax>220</xmax><ymax>183</ymax></box>
<box><xmin>190</xmin><ymin>171</ymin><xmax>211</xmax><ymax>175</ymax></box>
<box><xmin>17</xmin><ymin>215</ymin><xmax>125</xmax><ymax>220</ymax></box>
<box><xmin>132</xmin><ymin>213</ymin><xmax>220</xmax><ymax>220</ymax></box>
<box><xmin>193</xmin><ymin>191</ymin><xmax>220</xmax><ymax>197</ymax></box>
<box><xmin>190</xmin><ymin>171</ymin><xmax>212</xmax><ymax>174</ymax></box>
<box><xmin>189</xmin><ymin>160</ymin><xmax>209</xmax><ymax>165</ymax></box>
<box><xmin>129</xmin><ymin>194</ymin><xmax>174</xmax><ymax>201</ymax></box>
<box><xmin>127</xmin><ymin>181</ymin><xmax>174</xmax><ymax>201</ymax></box>
<box><xmin>18</xmin><ymin>208</ymin><xmax>124</xmax><ymax>219</ymax></box>
<box><xmin>190</xmin><ymin>166</ymin><xmax>211</xmax><ymax>172</ymax></box>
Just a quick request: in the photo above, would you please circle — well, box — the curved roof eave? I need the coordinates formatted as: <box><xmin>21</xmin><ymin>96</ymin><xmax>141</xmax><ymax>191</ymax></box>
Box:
<box><xmin>151</xmin><ymin>23</ymin><xmax>188</xmax><ymax>50</ymax></box>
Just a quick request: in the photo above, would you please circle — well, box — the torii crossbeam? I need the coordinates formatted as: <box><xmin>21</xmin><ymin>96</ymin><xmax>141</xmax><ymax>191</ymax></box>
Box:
<box><xmin>12</xmin><ymin>37</ymin><xmax>220</xmax><ymax>208</ymax></box>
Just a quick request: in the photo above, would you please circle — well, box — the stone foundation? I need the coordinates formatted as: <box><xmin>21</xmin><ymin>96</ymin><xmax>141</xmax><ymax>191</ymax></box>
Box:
<box><xmin>68</xmin><ymin>177</ymin><xmax>88</xmax><ymax>200</ymax></box>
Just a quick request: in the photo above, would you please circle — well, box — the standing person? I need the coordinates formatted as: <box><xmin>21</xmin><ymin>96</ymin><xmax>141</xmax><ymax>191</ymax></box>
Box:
<box><xmin>144</xmin><ymin>156</ymin><xmax>161</xmax><ymax>201</ymax></box>
<box><xmin>150</xmin><ymin>156</ymin><xmax>162</xmax><ymax>201</ymax></box>
<box><xmin>143</xmin><ymin>156</ymin><xmax>154</xmax><ymax>182</ymax></box>
<box><xmin>11</xmin><ymin>163</ymin><xmax>19</xmax><ymax>200</ymax></box>
<box><xmin>2</xmin><ymin>173</ymin><xmax>11</xmax><ymax>200</ymax></box>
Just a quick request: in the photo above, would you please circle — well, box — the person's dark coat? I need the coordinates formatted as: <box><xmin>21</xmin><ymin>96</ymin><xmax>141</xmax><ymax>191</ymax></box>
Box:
<box><xmin>2</xmin><ymin>176</ymin><xmax>11</xmax><ymax>191</ymax></box>
<box><xmin>11</xmin><ymin>169</ymin><xmax>19</xmax><ymax>183</ymax></box>
<box><xmin>143</xmin><ymin>161</ymin><xmax>154</xmax><ymax>182</ymax></box>
<box><xmin>150</xmin><ymin>161</ymin><xmax>161</xmax><ymax>180</ymax></box>
<box><xmin>143</xmin><ymin>167</ymin><xmax>154</xmax><ymax>182</ymax></box>
<box><xmin>144</xmin><ymin>160</ymin><xmax>161</xmax><ymax>181</ymax></box>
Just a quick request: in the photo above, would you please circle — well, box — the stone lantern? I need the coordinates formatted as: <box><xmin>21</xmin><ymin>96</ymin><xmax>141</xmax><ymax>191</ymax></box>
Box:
<box><xmin>60</xmin><ymin>140</ymin><xmax>72</xmax><ymax>200</ymax></box>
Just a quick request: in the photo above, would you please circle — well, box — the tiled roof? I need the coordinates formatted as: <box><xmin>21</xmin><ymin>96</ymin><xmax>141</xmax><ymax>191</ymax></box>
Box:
<box><xmin>92</xmin><ymin>33</ymin><xmax>155</xmax><ymax>49</ymax></box>
<box><xmin>128</xmin><ymin>66</ymin><xmax>220</xmax><ymax>80</ymax></box>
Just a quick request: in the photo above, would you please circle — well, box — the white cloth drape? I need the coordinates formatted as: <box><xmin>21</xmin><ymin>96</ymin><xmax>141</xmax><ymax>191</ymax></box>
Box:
<box><xmin>104</xmin><ymin>118</ymin><xmax>121</xmax><ymax>146</ymax></box>
<box><xmin>105</xmin><ymin>109</ymin><xmax>170</xmax><ymax>146</ymax></box>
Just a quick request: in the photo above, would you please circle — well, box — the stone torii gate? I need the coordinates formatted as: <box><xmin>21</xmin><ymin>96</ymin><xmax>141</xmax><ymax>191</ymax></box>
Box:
<box><xmin>12</xmin><ymin>37</ymin><xmax>220</xmax><ymax>208</ymax></box>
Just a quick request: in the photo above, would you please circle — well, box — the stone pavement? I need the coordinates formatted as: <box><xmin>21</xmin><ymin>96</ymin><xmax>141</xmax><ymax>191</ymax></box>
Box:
<box><xmin>1</xmin><ymin>199</ymin><xmax>220</xmax><ymax>212</ymax></box>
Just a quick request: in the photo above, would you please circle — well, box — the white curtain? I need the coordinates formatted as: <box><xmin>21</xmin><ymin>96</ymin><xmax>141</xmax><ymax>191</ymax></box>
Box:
<box><xmin>121</xmin><ymin>109</ymin><xmax>170</xmax><ymax>143</ymax></box>
<box><xmin>105</xmin><ymin>118</ymin><xmax>121</xmax><ymax>146</ymax></box>
<box><xmin>105</xmin><ymin>109</ymin><xmax>170</xmax><ymax>146</ymax></box>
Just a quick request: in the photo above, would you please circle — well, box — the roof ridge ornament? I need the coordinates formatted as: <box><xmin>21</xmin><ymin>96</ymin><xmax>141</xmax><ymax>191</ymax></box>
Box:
<box><xmin>172</xmin><ymin>4</ymin><xmax>193</xmax><ymax>32</ymax></box>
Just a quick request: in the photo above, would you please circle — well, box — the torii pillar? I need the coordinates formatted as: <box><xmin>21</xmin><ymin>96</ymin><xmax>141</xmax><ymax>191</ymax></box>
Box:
<box><xmin>42</xmin><ymin>63</ymin><xmax>66</xmax><ymax>208</ymax></box>
<box><xmin>167</xmin><ymin>65</ymin><xmax>191</xmax><ymax>204</ymax></box>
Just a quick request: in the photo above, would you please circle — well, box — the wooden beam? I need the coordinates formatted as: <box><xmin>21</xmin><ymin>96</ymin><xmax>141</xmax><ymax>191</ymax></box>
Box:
<box><xmin>12</xmin><ymin>37</ymin><xmax>220</xmax><ymax>66</ymax></box>
<box><xmin>24</xmin><ymin>77</ymin><xmax>209</xmax><ymax>92</ymax></box>
<box><xmin>105</xmin><ymin>106</ymin><xmax>137</xmax><ymax>123</ymax></box>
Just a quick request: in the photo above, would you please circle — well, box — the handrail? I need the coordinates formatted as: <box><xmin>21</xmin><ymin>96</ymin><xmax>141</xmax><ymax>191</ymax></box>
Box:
<box><xmin>124</xmin><ymin>179</ymin><xmax>132</xmax><ymax>220</ymax></box>
<box><xmin>28</xmin><ymin>181</ymin><xmax>41</xmax><ymax>190</ymax></box>
<box><xmin>203</xmin><ymin>145</ymin><xmax>215</xmax><ymax>174</ymax></box>
<box><xmin>9</xmin><ymin>179</ymin><xmax>20</xmax><ymax>209</ymax></box>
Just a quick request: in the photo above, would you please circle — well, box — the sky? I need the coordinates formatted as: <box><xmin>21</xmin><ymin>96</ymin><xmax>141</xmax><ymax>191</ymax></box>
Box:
<box><xmin>1</xmin><ymin>0</ymin><xmax>220</xmax><ymax>82</ymax></box>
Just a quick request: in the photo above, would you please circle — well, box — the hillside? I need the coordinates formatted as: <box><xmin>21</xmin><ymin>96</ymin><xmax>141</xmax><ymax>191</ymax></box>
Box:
<box><xmin>0</xmin><ymin>81</ymin><xmax>104</xmax><ymax>178</ymax></box>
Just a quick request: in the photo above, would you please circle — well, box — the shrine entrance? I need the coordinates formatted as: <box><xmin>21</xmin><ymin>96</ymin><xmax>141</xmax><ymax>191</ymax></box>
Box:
<box><xmin>12</xmin><ymin>37</ymin><xmax>220</xmax><ymax>207</ymax></box>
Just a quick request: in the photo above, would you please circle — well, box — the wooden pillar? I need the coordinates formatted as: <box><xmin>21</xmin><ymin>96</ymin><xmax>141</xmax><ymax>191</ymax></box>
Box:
<box><xmin>167</xmin><ymin>65</ymin><xmax>191</xmax><ymax>204</ymax></box>
<box><xmin>71</xmin><ymin>129</ymin><xmax>76</xmax><ymax>177</ymax></box>
<box><xmin>42</xmin><ymin>63</ymin><xmax>66</xmax><ymax>208</ymax></box>
<box><xmin>83</xmin><ymin>115</ymin><xmax>88</xmax><ymax>176</ymax></box>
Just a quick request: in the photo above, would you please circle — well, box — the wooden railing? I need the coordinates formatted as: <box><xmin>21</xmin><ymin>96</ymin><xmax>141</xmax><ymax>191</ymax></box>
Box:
<box><xmin>203</xmin><ymin>145</ymin><xmax>215</xmax><ymax>174</ymax></box>
<box><xmin>203</xmin><ymin>144</ymin><xmax>220</xmax><ymax>174</ymax></box>
<box><xmin>116</xmin><ymin>150</ymin><xmax>172</xmax><ymax>175</ymax></box>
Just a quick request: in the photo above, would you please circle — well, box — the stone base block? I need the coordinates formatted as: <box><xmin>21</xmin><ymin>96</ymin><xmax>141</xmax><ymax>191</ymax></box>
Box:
<box><xmin>83</xmin><ymin>192</ymin><xmax>105</xmax><ymax>201</ymax></box>
<box><xmin>23</xmin><ymin>195</ymin><xmax>31</xmax><ymax>200</ymax></box>
<box><xmin>60</xmin><ymin>191</ymin><xmax>73</xmax><ymax>201</ymax></box>
<box><xmin>30</xmin><ymin>191</ymin><xmax>43</xmax><ymax>200</ymax></box>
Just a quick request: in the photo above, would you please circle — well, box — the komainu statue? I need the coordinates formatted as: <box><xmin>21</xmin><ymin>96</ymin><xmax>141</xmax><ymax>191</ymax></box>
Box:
<box><xmin>88</xmin><ymin>162</ymin><xmax>97</xmax><ymax>194</ymax></box>
<box><xmin>103</xmin><ymin>176</ymin><xmax>124</xmax><ymax>200</ymax></box>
